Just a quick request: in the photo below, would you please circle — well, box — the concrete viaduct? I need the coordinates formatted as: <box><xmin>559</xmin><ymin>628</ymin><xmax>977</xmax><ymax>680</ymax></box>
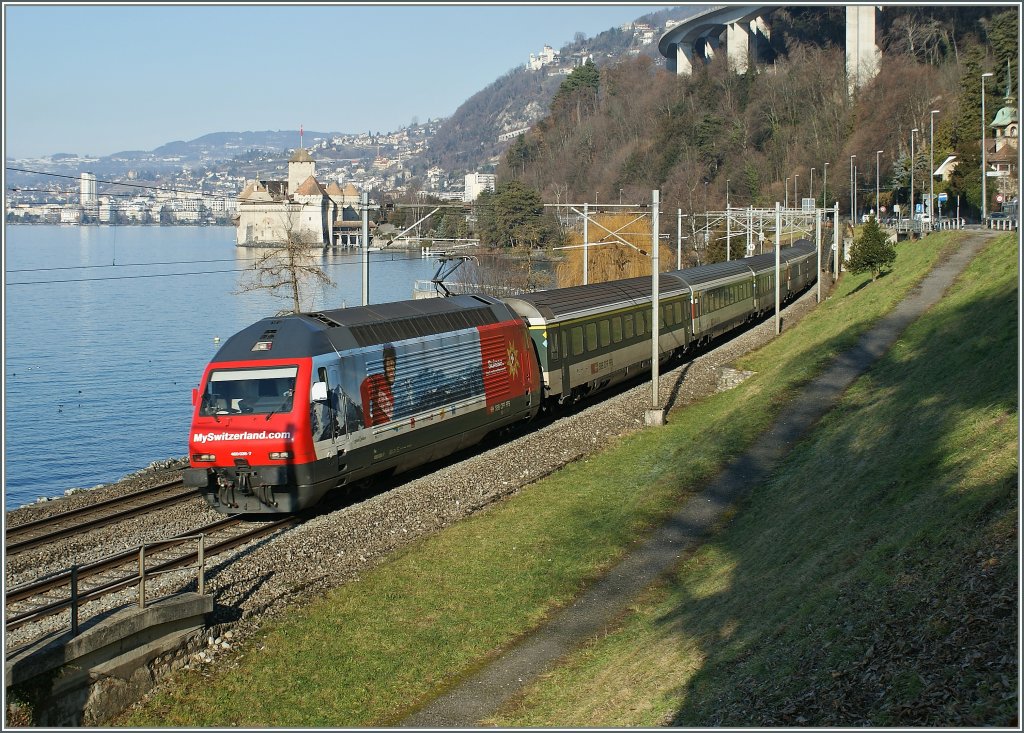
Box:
<box><xmin>658</xmin><ymin>5</ymin><xmax>880</xmax><ymax>93</ymax></box>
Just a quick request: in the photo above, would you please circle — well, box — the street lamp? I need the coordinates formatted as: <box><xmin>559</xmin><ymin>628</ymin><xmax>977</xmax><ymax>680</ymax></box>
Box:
<box><xmin>982</xmin><ymin>72</ymin><xmax>994</xmax><ymax>219</ymax></box>
<box><xmin>619</xmin><ymin>188</ymin><xmax>623</xmax><ymax>205</ymax></box>
<box><xmin>876</xmin><ymin>150</ymin><xmax>883</xmax><ymax>219</ymax></box>
<box><xmin>794</xmin><ymin>173</ymin><xmax>799</xmax><ymax>206</ymax></box>
<box><xmin>810</xmin><ymin>167</ymin><xmax>815</xmax><ymax>201</ymax></box>
<box><xmin>910</xmin><ymin>128</ymin><xmax>918</xmax><ymax>226</ymax></box>
<box><xmin>850</xmin><ymin>155</ymin><xmax>856</xmax><ymax>226</ymax></box>
<box><xmin>930</xmin><ymin>109</ymin><xmax>940</xmax><ymax>229</ymax></box>
<box><xmin>726</xmin><ymin>178</ymin><xmax>730</xmax><ymax>210</ymax></box>
<box><xmin>823</xmin><ymin>162</ymin><xmax>829</xmax><ymax>210</ymax></box>
<box><xmin>785</xmin><ymin>177</ymin><xmax>789</xmax><ymax>208</ymax></box>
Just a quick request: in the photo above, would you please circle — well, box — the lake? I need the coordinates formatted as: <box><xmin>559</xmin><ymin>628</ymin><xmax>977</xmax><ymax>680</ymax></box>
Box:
<box><xmin>3</xmin><ymin>225</ymin><xmax>441</xmax><ymax>509</ymax></box>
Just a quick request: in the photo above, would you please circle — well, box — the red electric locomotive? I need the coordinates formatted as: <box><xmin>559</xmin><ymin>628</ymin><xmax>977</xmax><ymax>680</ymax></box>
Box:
<box><xmin>184</xmin><ymin>295</ymin><xmax>540</xmax><ymax>514</ymax></box>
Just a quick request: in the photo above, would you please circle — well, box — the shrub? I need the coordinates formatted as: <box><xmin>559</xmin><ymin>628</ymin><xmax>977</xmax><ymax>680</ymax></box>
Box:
<box><xmin>848</xmin><ymin>216</ymin><xmax>897</xmax><ymax>280</ymax></box>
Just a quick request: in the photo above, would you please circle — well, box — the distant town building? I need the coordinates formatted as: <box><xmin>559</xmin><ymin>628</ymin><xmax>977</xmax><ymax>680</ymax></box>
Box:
<box><xmin>464</xmin><ymin>172</ymin><xmax>495</xmax><ymax>202</ymax></box>
<box><xmin>235</xmin><ymin>148</ymin><xmax>370</xmax><ymax>247</ymax></box>
<box><xmin>80</xmin><ymin>172</ymin><xmax>97</xmax><ymax>207</ymax></box>
<box><xmin>497</xmin><ymin>127</ymin><xmax>530</xmax><ymax>143</ymax></box>
<box><xmin>933</xmin><ymin>67</ymin><xmax>1018</xmax><ymax>213</ymax></box>
<box><xmin>988</xmin><ymin>68</ymin><xmax>1018</xmax><ymax>209</ymax></box>
<box><xmin>527</xmin><ymin>44</ymin><xmax>558</xmax><ymax>71</ymax></box>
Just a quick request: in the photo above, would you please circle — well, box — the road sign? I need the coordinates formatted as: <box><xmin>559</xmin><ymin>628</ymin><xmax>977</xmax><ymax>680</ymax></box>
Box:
<box><xmin>880</xmin><ymin>206</ymin><xmax>887</xmax><ymax>213</ymax></box>
<box><xmin>938</xmin><ymin>192</ymin><xmax>948</xmax><ymax>203</ymax></box>
<box><xmin>997</xmin><ymin>194</ymin><xmax>1004</xmax><ymax>203</ymax></box>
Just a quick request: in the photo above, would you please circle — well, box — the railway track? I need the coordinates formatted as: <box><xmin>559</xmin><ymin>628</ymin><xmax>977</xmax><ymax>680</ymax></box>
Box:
<box><xmin>4</xmin><ymin>514</ymin><xmax>297</xmax><ymax>656</ymax></box>
<box><xmin>5</xmin><ymin>479</ymin><xmax>199</xmax><ymax>555</ymax></box>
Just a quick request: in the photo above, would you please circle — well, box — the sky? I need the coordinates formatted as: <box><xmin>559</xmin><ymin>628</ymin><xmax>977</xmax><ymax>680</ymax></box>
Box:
<box><xmin>4</xmin><ymin>2</ymin><xmax>676</xmax><ymax>159</ymax></box>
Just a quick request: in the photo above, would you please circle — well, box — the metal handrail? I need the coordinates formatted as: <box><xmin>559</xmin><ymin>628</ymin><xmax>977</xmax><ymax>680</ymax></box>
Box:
<box><xmin>6</xmin><ymin>534</ymin><xmax>207</xmax><ymax>637</ymax></box>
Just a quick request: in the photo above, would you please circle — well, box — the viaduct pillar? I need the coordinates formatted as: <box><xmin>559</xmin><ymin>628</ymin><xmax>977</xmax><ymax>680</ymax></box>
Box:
<box><xmin>846</xmin><ymin>5</ymin><xmax>880</xmax><ymax>93</ymax></box>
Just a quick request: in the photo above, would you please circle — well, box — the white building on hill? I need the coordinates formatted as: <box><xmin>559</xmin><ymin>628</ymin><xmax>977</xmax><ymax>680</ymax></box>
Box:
<box><xmin>464</xmin><ymin>172</ymin><xmax>495</xmax><ymax>202</ymax></box>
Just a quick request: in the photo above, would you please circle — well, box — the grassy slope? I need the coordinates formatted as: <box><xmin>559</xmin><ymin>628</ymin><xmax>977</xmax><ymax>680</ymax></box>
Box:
<box><xmin>116</xmin><ymin>231</ymin><xmax>1016</xmax><ymax>727</ymax></box>
<box><xmin>489</xmin><ymin>232</ymin><xmax>1019</xmax><ymax>727</ymax></box>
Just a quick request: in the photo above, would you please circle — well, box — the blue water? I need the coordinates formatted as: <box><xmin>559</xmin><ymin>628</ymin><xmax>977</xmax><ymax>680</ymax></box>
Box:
<box><xmin>3</xmin><ymin>225</ymin><xmax>439</xmax><ymax>508</ymax></box>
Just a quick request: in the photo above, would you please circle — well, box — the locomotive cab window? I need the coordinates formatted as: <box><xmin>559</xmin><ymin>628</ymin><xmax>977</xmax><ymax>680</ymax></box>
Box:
<box><xmin>200</xmin><ymin>366</ymin><xmax>298</xmax><ymax>416</ymax></box>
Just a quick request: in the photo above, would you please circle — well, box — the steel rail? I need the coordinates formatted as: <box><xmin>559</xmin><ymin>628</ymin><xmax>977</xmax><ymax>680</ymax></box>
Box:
<box><xmin>5</xmin><ymin>479</ymin><xmax>197</xmax><ymax>553</ymax></box>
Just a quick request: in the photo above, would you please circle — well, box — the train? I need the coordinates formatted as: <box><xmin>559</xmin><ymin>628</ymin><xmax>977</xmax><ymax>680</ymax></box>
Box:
<box><xmin>184</xmin><ymin>239</ymin><xmax>818</xmax><ymax>514</ymax></box>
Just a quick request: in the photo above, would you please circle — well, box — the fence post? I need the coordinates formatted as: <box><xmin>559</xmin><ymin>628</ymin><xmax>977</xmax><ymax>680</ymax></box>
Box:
<box><xmin>197</xmin><ymin>535</ymin><xmax>206</xmax><ymax>596</ymax></box>
<box><xmin>138</xmin><ymin>546</ymin><xmax>146</xmax><ymax>609</ymax></box>
<box><xmin>70</xmin><ymin>565</ymin><xmax>79</xmax><ymax>635</ymax></box>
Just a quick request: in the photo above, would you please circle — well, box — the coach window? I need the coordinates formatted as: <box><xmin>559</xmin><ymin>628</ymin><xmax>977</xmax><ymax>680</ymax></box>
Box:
<box><xmin>549</xmin><ymin>329</ymin><xmax>559</xmax><ymax>362</ymax></box>
<box><xmin>611</xmin><ymin>316</ymin><xmax>622</xmax><ymax>343</ymax></box>
<box><xmin>674</xmin><ymin>302</ymin><xmax>683</xmax><ymax>323</ymax></box>
<box><xmin>571</xmin><ymin>326</ymin><xmax>584</xmax><ymax>356</ymax></box>
<box><xmin>635</xmin><ymin>312</ymin><xmax>645</xmax><ymax>336</ymax></box>
<box><xmin>599</xmin><ymin>319</ymin><xmax>610</xmax><ymax>347</ymax></box>
<box><xmin>624</xmin><ymin>314</ymin><xmax>634</xmax><ymax>339</ymax></box>
<box><xmin>585</xmin><ymin>322</ymin><xmax>598</xmax><ymax>352</ymax></box>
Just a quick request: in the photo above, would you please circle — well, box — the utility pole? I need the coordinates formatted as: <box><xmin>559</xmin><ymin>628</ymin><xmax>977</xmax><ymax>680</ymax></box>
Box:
<box><xmin>646</xmin><ymin>190</ymin><xmax>665</xmax><ymax>427</ymax></box>
<box><xmin>361</xmin><ymin>191</ymin><xmax>369</xmax><ymax>305</ymax></box>
<box><xmin>930</xmin><ymin>109</ymin><xmax>940</xmax><ymax>230</ymax></box>
<box><xmin>910</xmin><ymin>128</ymin><xmax>918</xmax><ymax>234</ymax></box>
<box><xmin>982</xmin><ymin>72</ymin><xmax>994</xmax><ymax>220</ymax></box>
<box><xmin>583</xmin><ymin>202</ymin><xmax>589</xmax><ymax>285</ymax></box>
<box><xmin>849</xmin><ymin>155</ymin><xmax>856</xmax><ymax>227</ymax></box>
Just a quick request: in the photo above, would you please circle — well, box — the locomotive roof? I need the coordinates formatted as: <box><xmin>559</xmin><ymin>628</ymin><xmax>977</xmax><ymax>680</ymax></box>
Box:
<box><xmin>211</xmin><ymin>294</ymin><xmax>515</xmax><ymax>362</ymax></box>
<box><xmin>503</xmin><ymin>273</ymin><xmax>689</xmax><ymax>322</ymax></box>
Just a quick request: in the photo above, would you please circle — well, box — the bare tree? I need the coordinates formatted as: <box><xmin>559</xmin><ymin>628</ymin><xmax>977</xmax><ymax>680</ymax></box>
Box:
<box><xmin>234</xmin><ymin>212</ymin><xmax>334</xmax><ymax>314</ymax></box>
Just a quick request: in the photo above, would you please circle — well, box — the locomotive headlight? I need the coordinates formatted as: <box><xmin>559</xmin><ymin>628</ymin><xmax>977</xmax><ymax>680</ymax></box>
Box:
<box><xmin>269</xmin><ymin>451</ymin><xmax>292</xmax><ymax>460</ymax></box>
<box><xmin>192</xmin><ymin>453</ymin><xmax>216</xmax><ymax>462</ymax></box>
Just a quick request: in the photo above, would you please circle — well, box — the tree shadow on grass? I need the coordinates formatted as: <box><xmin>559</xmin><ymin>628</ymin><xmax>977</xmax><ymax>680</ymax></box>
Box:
<box><xmin>658</xmin><ymin>281</ymin><xmax>1018</xmax><ymax>727</ymax></box>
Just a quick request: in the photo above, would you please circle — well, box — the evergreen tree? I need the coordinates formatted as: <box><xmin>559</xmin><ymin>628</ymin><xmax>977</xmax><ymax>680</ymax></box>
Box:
<box><xmin>478</xmin><ymin>180</ymin><xmax>557</xmax><ymax>249</ymax></box>
<box><xmin>847</xmin><ymin>216</ymin><xmax>897</xmax><ymax>281</ymax></box>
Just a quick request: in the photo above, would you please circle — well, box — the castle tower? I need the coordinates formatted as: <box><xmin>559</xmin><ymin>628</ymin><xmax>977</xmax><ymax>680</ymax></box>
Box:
<box><xmin>287</xmin><ymin>148</ymin><xmax>316</xmax><ymax>195</ymax></box>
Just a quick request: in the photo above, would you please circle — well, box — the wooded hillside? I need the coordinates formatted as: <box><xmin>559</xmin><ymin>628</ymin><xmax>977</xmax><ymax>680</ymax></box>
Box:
<box><xmin>498</xmin><ymin>7</ymin><xmax>1018</xmax><ymax>226</ymax></box>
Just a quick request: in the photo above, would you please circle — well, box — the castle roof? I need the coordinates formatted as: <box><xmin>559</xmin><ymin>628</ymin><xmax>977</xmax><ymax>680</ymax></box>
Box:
<box><xmin>325</xmin><ymin>181</ymin><xmax>344</xmax><ymax>196</ymax></box>
<box><xmin>289</xmin><ymin>148</ymin><xmax>315</xmax><ymax>163</ymax></box>
<box><xmin>342</xmin><ymin>183</ymin><xmax>359</xmax><ymax>196</ymax></box>
<box><xmin>238</xmin><ymin>179</ymin><xmax>281</xmax><ymax>202</ymax></box>
<box><xmin>294</xmin><ymin>175</ymin><xmax>327</xmax><ymax>196</ymax></box>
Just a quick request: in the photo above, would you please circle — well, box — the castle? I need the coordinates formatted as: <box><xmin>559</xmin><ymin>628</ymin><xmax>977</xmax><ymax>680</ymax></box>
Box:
<box><xmin>234</xmin><ymin>148</ymin><xmax>368</xmax><ymax>247</ymax></box>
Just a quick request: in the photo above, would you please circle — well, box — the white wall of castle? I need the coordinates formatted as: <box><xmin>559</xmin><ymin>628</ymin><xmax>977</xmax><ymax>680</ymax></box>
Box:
<box><xmin>236</xmin><ymin>200</ymin><xmax>327</xmax><ymax>246</ymax></box>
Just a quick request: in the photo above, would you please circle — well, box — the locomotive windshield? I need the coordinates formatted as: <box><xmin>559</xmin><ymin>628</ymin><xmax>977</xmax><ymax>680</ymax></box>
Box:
<box><xmin>199</xmin><ymin>366</ymin><xmax>298</xmax><ymax>416</ymax></box>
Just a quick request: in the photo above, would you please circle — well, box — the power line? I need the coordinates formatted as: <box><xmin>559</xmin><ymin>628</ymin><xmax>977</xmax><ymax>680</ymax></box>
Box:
<box><xmin>6</xmin><ymin>166</ymin><xmax>234</xmax><ymax>201</ymax></box>
<box><xmin>4</xmin><ymin>253</ymin><xmax>430</xmax><ymax>286</ymax></box>
<box><xmin>7</xmin><ymin>257</ymin><xmax>256</xmax><ymax>273</ymax></box>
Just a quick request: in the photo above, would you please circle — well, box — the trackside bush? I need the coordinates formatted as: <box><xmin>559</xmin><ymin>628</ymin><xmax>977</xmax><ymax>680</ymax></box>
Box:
<box><xmin>848</xmin><ymin>216</ymin><xmax>897</xmax><ymax>280</ymax></box>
